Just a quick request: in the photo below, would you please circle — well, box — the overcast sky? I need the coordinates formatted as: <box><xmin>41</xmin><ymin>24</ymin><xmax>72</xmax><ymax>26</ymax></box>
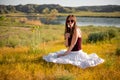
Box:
<box><xmin>0</xmin><ymin>0</ymin><xmax>120</xmax><ymax>7</ymax></box>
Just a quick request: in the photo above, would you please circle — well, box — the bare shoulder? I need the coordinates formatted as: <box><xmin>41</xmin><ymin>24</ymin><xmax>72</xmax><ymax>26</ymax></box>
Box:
<box><xmin>74</xmin><ymin>27</ymin><xmax>81</xmax><ymax>33</ymax></box>
<box><xmin>77</xmin><ymin>27</ymin><xmax>81</xmax><ymax>32</ymax></box>
<box><xmin>76</xmin><ymin>27</ymin><xmax>81</xmax><ymax>37</ymax></box>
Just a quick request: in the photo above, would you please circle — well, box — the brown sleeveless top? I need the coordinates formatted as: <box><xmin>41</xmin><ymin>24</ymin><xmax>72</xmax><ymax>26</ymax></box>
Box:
<box><xmin>68</xmin><ymin>36</ymin><xmax>82</xmax><ymax>51</ymax></box>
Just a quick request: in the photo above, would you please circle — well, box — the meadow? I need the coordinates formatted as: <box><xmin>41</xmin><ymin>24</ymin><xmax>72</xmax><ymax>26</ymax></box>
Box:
<box><xmin>0</xmin><ymin>16</ymin><xmax>120</xmax><ymax>80</ymax></box>
<box><xmin>1</xmin><ymin>11</ymin><xmax>120</xmax><ymax>18</ymax></box>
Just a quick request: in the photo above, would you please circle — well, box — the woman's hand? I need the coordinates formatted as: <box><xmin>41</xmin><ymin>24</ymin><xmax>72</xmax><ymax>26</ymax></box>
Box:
<box><xmin>57</xmin><ymin>53</ymin><xmax>65</xmax><ymax>58</ymax></box>
<box><xmin>57</xmin><ymin>51</ymin><xmax>70</xmax><ymax>58</ymax></box>
<box><xmin>65</xmin><ymin>33</ymin><xmax>70</xmax><ymax>38</ymax></box>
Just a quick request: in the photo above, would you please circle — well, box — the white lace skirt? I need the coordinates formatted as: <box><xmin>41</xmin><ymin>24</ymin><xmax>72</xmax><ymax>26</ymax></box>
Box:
<box><xmin>43</xmin><ymin>49</ymin><xmax>104</xmax><ymax>69</ymax></box>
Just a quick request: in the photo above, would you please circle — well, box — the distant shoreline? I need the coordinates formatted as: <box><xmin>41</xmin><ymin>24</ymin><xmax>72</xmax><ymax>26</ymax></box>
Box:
<box><xmin>1</xmin><ymin>12</ymin><xmax>120</xmax><ymax>18</ymax></box>
<box><xmin>4</xmin><ymin>15</ymin><xmax>120</xmax><ymax>18</ymax></box>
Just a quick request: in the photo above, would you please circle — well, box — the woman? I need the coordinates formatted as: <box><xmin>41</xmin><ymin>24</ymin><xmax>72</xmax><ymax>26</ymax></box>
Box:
<box><xmin>57</xmin><ymin>15</ymin><xmax>81</xmax><ymax>57</ymax></box>
<box><xmin>43</xmin><ymin>15</ymin><xmax>104</xmax><ymax>69</ymax></box>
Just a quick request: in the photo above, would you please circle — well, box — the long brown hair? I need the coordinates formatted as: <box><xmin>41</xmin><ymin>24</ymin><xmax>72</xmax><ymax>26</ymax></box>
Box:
<box><xmin>65</xmin><ymin>15</ymin><xmax>77</xmax><ymax>37</ymax></box>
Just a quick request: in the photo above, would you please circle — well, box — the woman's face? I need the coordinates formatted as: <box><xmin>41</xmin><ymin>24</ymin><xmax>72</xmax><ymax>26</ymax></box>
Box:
<box><xmin>67</xmin><ymin>17</ymin><xmax>75</xmax><ymax>28</ymax></box>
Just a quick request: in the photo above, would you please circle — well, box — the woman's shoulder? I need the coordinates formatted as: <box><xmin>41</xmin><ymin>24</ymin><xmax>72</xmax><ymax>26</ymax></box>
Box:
<box><xmin>75</xmin><ymin>27</ymin><xmax>81</xmax><ymax>37</ymax></box>
<box><xmin>75</xmin><ymin>27</ymin><xmax>81</xmax><ymax>33</ymax></box>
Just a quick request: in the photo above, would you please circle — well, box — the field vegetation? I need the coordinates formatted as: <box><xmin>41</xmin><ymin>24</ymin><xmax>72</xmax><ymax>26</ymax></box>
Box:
<box><xmin>0</xmin><ymin>16</ymin><xmax>120</xmax><ymax>80</ymax></box>
<box><xmin>1</xmin><ymin>11</ymin><xmax>120</xmax><ymax>18</ymax></box>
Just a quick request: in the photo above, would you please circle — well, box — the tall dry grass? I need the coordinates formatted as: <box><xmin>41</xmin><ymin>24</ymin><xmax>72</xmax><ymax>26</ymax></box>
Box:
<box><xmin>0</xmin><ymin>37</ymin><xmax>120</xmax><ymax>80</ymax></box>
<box><xmin>0</xmin><ymin>38</ymin><xmax>120</xmax><ymax>80</ymax></box>
<box><xmin>0</xmin><ymin>17</ymin><xmax>120</xmax><ymax>80</ymax></box>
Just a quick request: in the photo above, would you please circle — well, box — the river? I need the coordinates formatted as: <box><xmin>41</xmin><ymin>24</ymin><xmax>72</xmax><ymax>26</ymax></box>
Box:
<box><xmin>28</xmin><ymin>16</ymin><xmax>120</xmax><ymax>27</ymax></box>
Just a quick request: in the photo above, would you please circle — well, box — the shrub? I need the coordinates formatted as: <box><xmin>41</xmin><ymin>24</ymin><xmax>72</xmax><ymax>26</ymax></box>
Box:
<box><xmin>87</xmin><ymin>29</ymin><xmax>117</xmax><ymax>43</ymax></box>
<box><xmin>6</xmin><ymin>38</ymin><xmax>20</xmax><ymax>48</ymax></box>
<box><xmin>87</xmin><ymin>32</ymin><xmax>106</xmax><ymax>43</ymax></box>
<box><xmin>0</xmin><ymin>41</ymin><xmax>6</xmax><ymax>47</ymax></box>
<box><xmin>115</xmin><ymin>48</ymin><xmax>120</xmax><ymax>56</ymax></box>
<box><xmin>5</xmin><ymin>35</ymin><xmax>20</xmax><ymax>48</ymax></box>
<box><xmin>107</xmin><ymin>29</ymin><xmax>117</xmax><ymax>40</ymax></box>
<box><xmin>0</xmin><ymin>16</ymin><xmax>6</xmax><ymax>21</ymax></box>
<box><xmin>56</xmin><ymin>75</ymin><xmax>75</xmax><ymax>80</ymax></box>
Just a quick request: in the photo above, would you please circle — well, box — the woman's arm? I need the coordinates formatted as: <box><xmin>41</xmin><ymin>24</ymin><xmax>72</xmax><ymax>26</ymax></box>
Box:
<box><xmin>65</xmin><ymin>28</ymin><xmax>79</xmax><ymax>54</ymax></box>
<box><xmin>57</xmin><ymin>28</ymin><xmax>79</xmax><ymax>57</ymax></box>
<box><xmin>64</xmin><ymin>33</ymin><xmax>70</xmax><ymax>47</ymax></box>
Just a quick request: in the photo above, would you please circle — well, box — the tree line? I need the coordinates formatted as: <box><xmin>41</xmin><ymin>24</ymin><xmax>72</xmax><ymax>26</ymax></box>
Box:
<box><xmin>0</xmin><ymin>4</ymin><xmax>120</xmax><ymax>14</ymax></box>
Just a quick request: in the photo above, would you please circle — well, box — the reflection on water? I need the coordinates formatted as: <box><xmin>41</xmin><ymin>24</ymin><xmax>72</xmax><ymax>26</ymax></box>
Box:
<box><xmin>27</xmin><ymin>16</ymin><xmax>120</xmax><ymax>27</ymax></box>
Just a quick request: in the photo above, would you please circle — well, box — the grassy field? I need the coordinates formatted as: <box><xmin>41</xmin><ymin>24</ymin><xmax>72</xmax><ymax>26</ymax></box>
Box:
<box><xmin>58</xmin><ymin>11</ymin><xmax>120</xmax><ymax>17</ymax></box>
<box><xmin>0</xmin><ymin>16</ymin><xmax>120</xmax><ymax>80</ymax></box>
<box><xmin>1</xmin><ymin>11</ymin><xmax>120</xmax><ymax>17</ymax></box>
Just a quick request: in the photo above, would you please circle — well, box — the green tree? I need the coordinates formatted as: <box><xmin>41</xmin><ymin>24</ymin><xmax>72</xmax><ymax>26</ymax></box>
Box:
<box><xmin>27</xmin><ymin>4</ymin><xmax>35</xmax><ymax>13</ymax></box>
<box><xmin>42</xmin><ymin>8</ymin><xmax>58</xmax><ymax>24</ymax></box>
<box><xmin>49</xmin><ymin>9</ymin><xmax>58</xmax><ymax>21</ymax></box>
<box><xmin>42</xmin><ymin>8</ymin><xmax>50</xmax><ymax>24</ymax></box>
<box><xmin>42</xmin><ymin>8</ymin><xmax>50</xmax><ymax>16</ymax></box>
<box><xmin>7</xmin><ymin>5</ymin><xmax>16</xmax><ymax>13</ymax></box>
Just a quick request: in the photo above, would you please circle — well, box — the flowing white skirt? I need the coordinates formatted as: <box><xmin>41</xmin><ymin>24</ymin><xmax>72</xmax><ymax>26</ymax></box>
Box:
<box><xmin>43</xmin><ymin>49</ymin><xmax>104</xmax><ymax>69</ymax></box>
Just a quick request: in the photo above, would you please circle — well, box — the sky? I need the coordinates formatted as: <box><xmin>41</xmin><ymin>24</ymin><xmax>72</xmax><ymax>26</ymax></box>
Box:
<box><xmin>0</xmin><ymin>0</ymin><xmax>120</xmax><ymax>7</ymax></box>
